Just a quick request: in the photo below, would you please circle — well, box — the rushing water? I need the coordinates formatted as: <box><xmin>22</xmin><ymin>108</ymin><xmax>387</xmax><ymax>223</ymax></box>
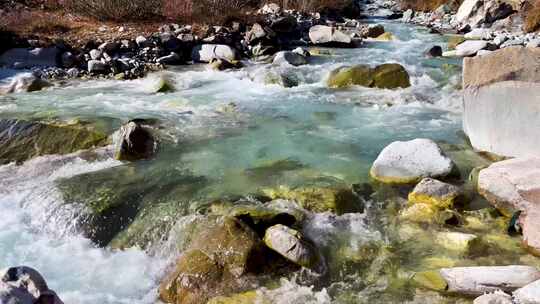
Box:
<box><xmin>0</xmin><ymin>20</ymin><xmax>469</xmax><ymax>303</ymax></box>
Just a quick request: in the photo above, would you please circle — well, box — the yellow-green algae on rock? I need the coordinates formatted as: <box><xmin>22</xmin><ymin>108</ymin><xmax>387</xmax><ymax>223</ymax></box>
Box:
<box><xmin>207</xmin><ymin>291</ymin><xmax>260</xmax><ymax>304</ymax></box>
<box><xmin>412</xmin><ymin>270</ymin><xmax>448</xmax><ymax>291</ymax></box>
<box><xmin>327</xmin><ymin>63</ymin><xmax>410</xmax><ymax>89</ymax></box>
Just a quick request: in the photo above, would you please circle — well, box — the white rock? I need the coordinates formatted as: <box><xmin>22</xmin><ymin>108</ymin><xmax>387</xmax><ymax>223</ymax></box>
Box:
<box><xmin>370</xmin><ymin>138</ymin><xmax>455</xmax><ymax>184</ymax></box>
<box><xmin>456</xmin><ymin>40</ymin><xmax>488</xmax><ymax>56</ymax></box>
<box><xmin>87</xmin><ymin>60</ymin><xmax>108</xmax><ymax>73</ymax></box>
<box><xmin>273</xmin><ymin>51</ymin><xmax>307</xmax><ymax>66</ymax></box>
<box><xmin>309</xmin><ymin>25</ymin><xmax>352</xmax><ymax>46</ymax></box>
<box><xmin>473</xmin><ymin>291</ymin><xmax>512</xmax><ymax>304</ymax></box>
<box><xmin>476</xmin><ymin>50</ymin><xmax>493</xmax><ymax>56</ymax></box>
<box><xmin>464</xmin><ymin>28</ymin><xmax>492</xmax><ymax>40</ymax></box>
<box><xmin>514</xmin><ymin>279</ymin><xmax>540</xmax><ymax>304</ymax></box>
<box><xmin>89</xmin><ymin>49</ymin><xmax>102</xmax><ymax>60</ymax></box>
<box><xmin>456</xmin><ymin>0</ymin><xmax>483</xmax><ymax>25</ymax></box>
<box><xmin>526</xmin><ymin>38</ymin><xmax>540</xmax><ymax>48</ymax></box>
<box><xmin>259</xmin><ymin>3</ymin><xmax>281</xmax><ymax>14</ymax></box>
<box><xmin>191</xmin><ymin>44</ymin><xmax>237</xmax><ymax>62</ymax></box>
<box><xmin>442</xmin><ymin>50</ymin><xmax>459</xmax><ymax>57</ymax></box>
<box><xmin>402</xmin><ymin>9</ymin><xmax>414</xmax><ymax>22</ymax></box>
<box><xmin>440</xmin><ymin>266</ymin><xmax>540</xmax><ymax>296</ymax></box>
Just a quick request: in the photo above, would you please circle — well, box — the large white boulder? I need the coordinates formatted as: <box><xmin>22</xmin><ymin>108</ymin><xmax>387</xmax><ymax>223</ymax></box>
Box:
<box><xmin>456</xmin><ymin>0</ymin><xmax>484</xmax><ymax>25</ymax></box>
<box><xmin>308</xmin><ymin>25</ymin><xmax>352</xmax><ymax>46</ymax></box>
<box><xmin>370</xmin><ymin>138</ymin><xmax>455</xmax><ymax>184</ymax></box>
<box><xmin>440</xmin><ymin>266</ymin><xmax>540</xmax><ymax>296</ymax></box>
<box><xmin>455</xmin><ymin>40</ymin><xmax>488</xmax><ymax>57</ymax></box>
<box><xmin>514</xmin><ymin>279</ymin><xmax>540</xmax><ymax>304</ymax></box>
<box><xmin>191</xmin><ymin>44</ymin><xmax>237</xmax><ymax>63</ymax></box>
<box><xmin>462</xmin><ymin>47</ymin><xmax>540</xmax><ymax>158</ymax></box>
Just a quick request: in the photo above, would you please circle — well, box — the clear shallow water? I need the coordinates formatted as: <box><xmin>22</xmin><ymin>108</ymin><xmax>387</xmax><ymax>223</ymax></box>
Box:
<box><xmin>0</xmin><ymin>21</ymin><xmax>466</xmax><ymax>303</ymax></box>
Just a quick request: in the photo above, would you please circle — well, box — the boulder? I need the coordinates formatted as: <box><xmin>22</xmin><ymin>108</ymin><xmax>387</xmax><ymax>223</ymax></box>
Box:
<box><xmin>399</xmin><ymin>202</ymin><xmax>457</xmax><ymax>224</ymax></box>
<box><xmin>373</xmin><ymin>32</ymin><xmax>394</xmax><ymax>41</ymax></box>
<box><xmin>370</xmin><ymin>138</ymin><xmax>456</xmax><ymax>184</ymax></box>
<box><xmin>455</xmin><ymin>0</ymin><xmax>514</xmax><ymax>27</ymax></box>
<box><xmin>209</xmin><ymin>58</ymin><xmax>243</xmax><ymax>71</ymax></box>
<box><xmin>440</xmin><ymin>266</ymin><xmax>540</xmax><ymax>296</ymax></box>
<box><xmin>259</xmin><ymin>3</ymin><xmax>281</xmax><ymax>14</ymax></box>
<box><xmin>264</xmin><ymin>224</ymin><xmax>325</xmax><ymax>273</ymax></box>
<box><xmin>112</xmin><ymin>120</ymin><xmax>156</xmax><ymax>161</ymax></box>
<box><xmin>455</xmin><ymin>40</ymin><xmax>488</xmax><ymax>57</ymax></box>
<box><xmin>270</xmin><ymin>15</ymin><xmax>297</xmax><ymax>33</ymax></box>
<box><xmin>152</xmin><ymin>74</ymin><xmax>176</xmax><ymax>93</ymax></box>
<box><xmin>363</xmin><ymin>24</ymin><xmax>385</xmax><ymax>38</ymax></box>
<box><xmin>402</xmin><ymin>9</ymin><xmax>414</xmax><ymax>22</ymax></box>
<box><xmin>2</xmin><ymin>73</ymin><xmax>50</xmax><ymax>94</ymax></box>
<box><xmin>408</xmin><ymin>178</ymin><xmax>462</xmax><ymax>209</ymax></box>
<box><xmin>157</xmin><ymin>52</ymin><xmax>182</xmax><ymax>65</ymax></box>
<box><xmin>272</xmin><ymin>51</ymin><xmax>307</xmax><ymax>66</ymax></box>
<box><xmin>0</xmin><ymin>119</ymin><xmax>108</xmax><ymax>165</ymax></box>
<box><xmin>426</xmin><ymin>45</ymin><xmax>443</xmax><ymax>57</ymax></box>
<box><xmin>159</xmin><ymin>217</ymin><xmax>266</xmax><ymax>304</ymax></box>
<box><xmin>514</xmin><ymin>279</ymin><xmax>540</xmax><ymax>304</ymax></box>
<box><xmin>88</xmin><ymin>60</ymin><xmax>109</xmax><ymax>74</ymax></box>
<box><xmin>308</xmin><ymin>25</ymin><xmax>352</xmax><ymax>47</ymax></box>
<box><xmin>473</xmin><ymin>291</ymin><xmax>513</xmax><ymax>304</ymax></box>
<box><xmin>89</xmin><ymin>49</ymin><xmax>102</xmax><ymax>60</ymax></box>
<box><xmin>327</xmin><ymin>63</ymin><xmax>410</xmax><ymax>89</ymax></box>
<box><xmin>191</xmin><ymin>44</ymin><xmax>237</xmax><ymax>63</ymax></box>
<box><xmin>0</xmin><ymin>47</ymin><xmax>59</xmax><ymax>68</ymax></box>
<box><xmin>462</xmin><ymin>47</ymin><xmax>540</xmax><ymax>158</ymax></box>
<box><xmin>0</xmin><ymin>266</ymin><xmax>63</xmax><ymax>304</ymax></box>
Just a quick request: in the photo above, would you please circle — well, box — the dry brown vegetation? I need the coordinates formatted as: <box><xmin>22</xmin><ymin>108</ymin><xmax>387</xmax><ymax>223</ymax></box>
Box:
<box><xmin>399</xmin><ymin>0</ymin><xmax>462</xmax><ymax>12</ymax></box>
<box><xmin>524</xmin><ymin>0</ymin><xmax>540</xmax><ymax>32</ymax></box>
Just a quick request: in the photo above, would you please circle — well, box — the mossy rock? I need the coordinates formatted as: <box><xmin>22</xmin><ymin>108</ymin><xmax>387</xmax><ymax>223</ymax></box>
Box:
<box><xmin>262</xmin><ymin>185</ymin><xmax>363</xmax><ymax>214</ymax></box>
<box><xmin>207</xmin><ymin>291</ymin><xmax>260</xmax><ymax>304</ymax></box>
<box><xmin>264</xmin><ymin>71</ymin><xmax>299</xmax><ymax>88</ymax></box>
<box><xmin>408</xmin><ymin>178</ymin><xmax>462</xmax><ymax>209</ymax></box>
<box><xmin>412</xmin><ymin>270</ymin><xmax>448</xmax><ymax>291</ymax></box>
<box><xmin>399</xmin><ymin>203</ymin><xmax>457</xmax><ymax>225</ymax></box>
<box><xmin>0</xmin><ymin>119</ymin><xmax>109</xmax><ymax>165</ymax></box>
<box><xmin>327</xmin><ymin>63</ymin><xmax>410</xmax><ymax>90</ymax></box>
<box><xmin>153</xmin><ymin>74</ymin><xmax>175</xmax><ymax>93</ymax></box>
<box><xmin>373</xmin><ymin>32</ymin><xmax>395</xmax><ymax>41</ymax></box>
<box><xmin>446</xmin><ymin>35</ymin><xmax>466</xmax><ymax>50</ymax></box>
<box><xmin>244</xmin><ymin>158</ymin><xmax>306</xmax><ymax>183</ymax></box>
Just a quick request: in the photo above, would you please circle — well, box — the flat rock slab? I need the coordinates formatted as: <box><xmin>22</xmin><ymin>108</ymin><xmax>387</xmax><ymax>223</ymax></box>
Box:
<box><xmin>473</xmin><ymin>291</ymin><xmax>512</xmax><ymax>304</ymax></box>
<box><xmin>370</xmin><ymin>138</ymin><xmax>455</xmax><ymax>184</ymax></box>
<box><xmin>456</xmin><ymin>40</ymin><xmax>488</xmax><ymax>57</ymax></box>
<box><xmin>440</xmin><ymin>266</ymin><xmax>540</xmax><ymax>296</ymax></box>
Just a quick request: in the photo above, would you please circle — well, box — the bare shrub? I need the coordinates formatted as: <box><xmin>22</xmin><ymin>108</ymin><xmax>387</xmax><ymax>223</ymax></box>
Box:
<box><xmin>63</xmin><ymin>0</ymin><xmax>163</xmax><ymax>21</ymax></box>
<box><xmin>524</xmin><ymin>0</ymin><xmax>540</xmax><ymax>32</ymax></box>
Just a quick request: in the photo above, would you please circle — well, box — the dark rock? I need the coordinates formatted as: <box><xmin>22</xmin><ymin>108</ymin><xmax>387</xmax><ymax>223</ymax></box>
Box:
<box><xmin>427</xmin><ymin>45</ymin><xmax>443</xmax><ymax>57</ymax></box>
<box><xmin>113</xmin><ymin>120</ymin><xmax>156</xmax><ymax>161</ymax></box>
<box><xmin>3</xmin><ymin>73</ymin><xmax>51</xmax><ymax>94</ymax></box>
<box><xmin>88</xmin><ymin>60</ymin><xmax>109</xmax><ymax>74</ymax></box>
<box><xmin>0</xmin><ymin>266</ymin><xmax>63</xmax><ymax>304</ymax></box>
<box><xmin>157</xmin><ymin>52</ymin><xmax>182</xmax><ymax>65</ymax></box>
<box><xmin>270</xmin><ymin>15</ymin><xmax>297</xmax><ymax>33</ymax></box>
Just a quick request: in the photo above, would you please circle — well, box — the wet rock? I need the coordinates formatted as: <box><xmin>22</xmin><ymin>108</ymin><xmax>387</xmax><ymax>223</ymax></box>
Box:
<box><xmin>207</xmin><ymin>291</ymin><xmax>258</xmax><ymax>304</ymax></box>
<box><xmin>373</xmin><ymin>32</ymin><xmax>394</xmax><ymax>41</ymax></box>
<box><xmin>89</xmin><ymin>49</ymin><xmax>102</xmax><ymax>60</ymax></box>
<box><xmin>245</xmin><ymin>23</ymin><xmax>274</xmax><ymax>45</ymax></box>
<box><xmin>157</xmin><ymin>52</ymin><xmax>182</xmax><ymax>65</ymax></box>
<box><xmin>264</xmin><ymin>70</ymin><xmax>300</xmax><ymax>88</ymax></box>
<box><xmin>462</xmin><ymin>47</ymin><xmax>540</xmax><ymax>158</ymax></box>
<box><xmin>364</xmin><ymin>24</ymin><xmax>385</xmax><ymax>38</ymax></box>
<box><xmin>426</xmin><ymin>45</ymin><xmax>443</xmax><ymax>57</ymax></box>
<box><xmin>402</xmin><ymin>9</ymin><xmax>414</xmax><ymax>22</ymax></box>
<box><xmin>209</xmin><ymin>58</ymin><xmax>243</xmax><ymax>71</ymax></box>
<box><xmin>514</xmin><ymin>279</ymin><xmax>540</xmax><ymax>304</ymax></box>
<box><xmin>0</xmin><ymin>47</ymin><xmax>59</xmax><ymax>69</ymax></box>
<box><xmin>455</xmin><ymin>40</ymin><xmax>488</xmax><ymax>57</ymax></box>
<box><xmin>447</xmin><ymin>35</ymin><xmax>466</xmax><ymax>50</ymax></box>
<box><xmin>456</xmin><ymin>0</ymin><xmax>515</xmax><ymax>28</ymax></box>
<box><xmin>327</xmin><ymin>63</ymin><xmax>410</xmax><ymax>89</ymax></box>
<box><xmin>292</xmin><ymin>47</ymin><xmax>310</xmax><ymax>57</ymax></box>
<box><xmin>152</xmin><ymin>73</ymin><xmax>176</xmax><ymax>93</ymax></box>
<box><xmin>2</xmin><ymin>73</ymin><xmax>50</xmax><ymax>94</ymax></box>
<box><xmin>370</xmin><ymin>138</ymin><xmax>456</xmax><ymax>184</ymax></box>
<box><xmin>259</xmin><ymin>3</ymin><xmax>281</xmax><ymax>14</ymax></box>
<box><xmin>434</xmin><ymin>231</ymin><xmax>485</xmax><ymax>254</ymax></box>
<box><xmin>60</xmin><ymin>51</ymin><xmax>76</xmax><ymax>68</ymax></box>
<box><xmin>191</xmin><ymin>44</ymin><xmax>237</xmax><ymax>63</ymax></box>
<box><xmin>264</xmin><ymin>224</ymin><xmax>326</xmax><ymax>273</ymax></box>
<box><xmin>0</xmin><ymin>119</ymin><xmax>108</xmax><ymax>165</ymax></box>
<box><xmin>113</xmin><ymin>120</ymin><xmax>156</xmax><ymax>161</ymax></box>
<box><xmin>413</xmin><ymin>270</ymin><xmax>448</xmax><ymax>291</ymax></box>
<box><xmin>272</xmin><ymin>51</ymin><xmax>307</xmax><ymax>66</ymax></box>
<box><xmin>309</xmin><ymin>25</ymin><xmax>352</xmax><ymax>47</ymax></box>
<box><xmin>262</xmin><ymin>185</ymin><xmax>363</xmax><ymax>214</ymax></box>
<box><xmin>464</xmin><ymin>28</ymin><xmax>492</xmax><ymax>40</ymax></box>
<box><xmin>0</xmin><ymin>266</ymin><xmax>63</xmax><ymax>304</ymax></box>
<box><xmin>408</xmin><ymin>178</ymin><xmax>462</xmax><ymax>209</ymax></box>
<box><xmin>440</xmin><ymin>266</ymin><xmax>540</xmax><ymax>296</ymax></box>
<box><xmin>473</xmin><ymin>291</ymin><xmax>512</xmax><ymax>304</ymax></box>
<box><xmin>159</xmin><ymin>217</ymin><xmax>266</xmax><ymax>304</ymax></box>
<box><xmin>399</xmin><ymin>203</ymin><xmax>457</xmax><ymax>224</ymax></box>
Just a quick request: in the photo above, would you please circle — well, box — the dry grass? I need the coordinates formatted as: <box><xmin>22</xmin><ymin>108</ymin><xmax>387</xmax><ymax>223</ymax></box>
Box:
<box><xmin>62</xmin><ymin>0</ymin><xmax>163</xmax><ymax>21</ymax></box>
<box><xmin>399</xmin><ymin>0</ymin><xmax>462</xmax><ymax>12</ymax></box>
<box><xmin>524</xmin><ymin>0</ymin><xmax>540</xmax><ymax>32</ymax></box>
<box><xmin>276</xmin><ymin>0</ymin><xmax>353</xmax><ymax>12</ymax></box>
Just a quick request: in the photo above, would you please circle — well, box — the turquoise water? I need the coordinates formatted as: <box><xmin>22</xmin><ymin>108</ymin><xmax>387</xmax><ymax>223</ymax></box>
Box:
<box><xmin>0</xmin><ymin>21</ymin><xmax>466</xmax><ymax>303</ymax></box>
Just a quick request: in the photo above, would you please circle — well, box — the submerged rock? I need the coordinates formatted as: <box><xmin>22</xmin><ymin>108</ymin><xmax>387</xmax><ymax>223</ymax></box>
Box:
<box><xmin>440</xmin><ymin>266</ymin><xmax>540</xmax><ymax>296</ymax></box>
<box><xmin>262</xmin><ymin>185</ymin><xmax>363</xmax><ymax>214</ymax></box>
<box><xmin>413</xmin><ymin>270</ymin><xmax>448</xmax><ymax>291</ymax></box>
<box><xmin>264</xmin><ymin>224</ymin><xmax>325</xmax><ymax>273</ymax></box>
<box><xmin>153</xmin><ymin>74</ymin><xmax>176</xmax><ymax>93</ymax></box>
<box><xmin>408</xmin><ymin>178</ymin><xmax>462</xmax><ymax>209</ymax></box>
<box><xmin>113</xmin><ymin>120</ymin><xmax>156</xmax><ymax>161</ymax></box>
<box><xmin>2</xmin><ymin>73</ymin><xmax>51</xmax><ymax>94</ymax></box>
<box><xmin>373</xmin><ymin>32</ymin><xmax>394</xmax><ymax>41</ymax></box>
<box><xmin>207</xmin><ymin>291</ymin><xmax>258</xmax><ymax>304</ymax></box>
<box><xmin>0</xmin><ymin>266</ymin><xmax>64</xmax><ymax>304</ymax></box>
<box><xmin>370</xmin><ymin>138</ymin><xmax>456</xmax><ymax>184</ymax></box>
<box><xmin>0</xmin><ymin>119</ymin><xmax>108</xmax><ymax>165</ymax></box>
<box><xmin>327</xmin><ymin>63</ymin><xmax>410</xmax><ymax>89</ymax></box>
